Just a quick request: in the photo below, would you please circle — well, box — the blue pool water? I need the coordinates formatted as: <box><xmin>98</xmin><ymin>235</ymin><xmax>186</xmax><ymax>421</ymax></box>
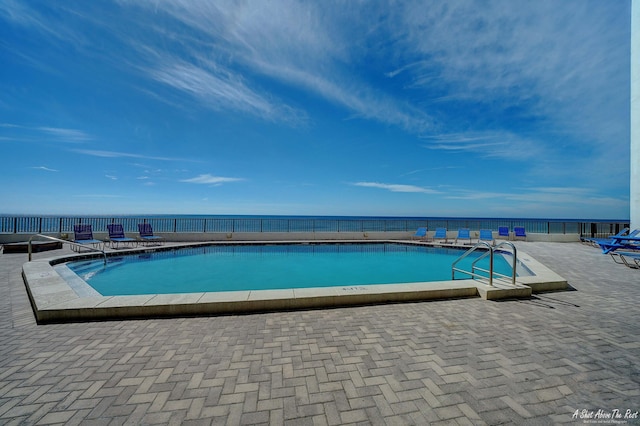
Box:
<box><xmin>66</xmin><ymin>243</ymin><xmax>516</xmax><ymax>296</ymax></box>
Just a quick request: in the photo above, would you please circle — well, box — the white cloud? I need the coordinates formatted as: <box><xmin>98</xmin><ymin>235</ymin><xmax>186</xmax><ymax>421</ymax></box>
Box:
<box><xmin>150</xmin><ymin>62</ymin><xmax>306</xmax><ymax>124</ymax></box>
<box><xmin>30</xmin><ymin>166</ymin><xmax>58</xmax><ymax>172</ymax></box>
<box><xmin>37</xmin><ymin>126</ymin><xmax>92</xmax><ymax>142</ymax></box>
<box><xmin>1</xmin><ymin>123</ymin><xmax>91</xmax><ymax>143</ymax></box>
<box><xmin>5</xmin><ymin>1</ymin><xmax>626</xmax><ymax>149</ymax></box>
<box><xmin>73</xmin><ymin>149</ymin><xmax>195</xmax><ymax>162</ymax></box>
<box><xmin>126</xmin><ymin>1</ymin><xmax>434</xmax><ymax>132</ymax></box>
<box><xmin>72</xmin><ymin>194</ymin><xmax>126</xmax><ymax>198</ymax></box>
<box><xmin>390</xmin><ymin>1</ymin><xmax>629</xmax><ymax>146</ymax></box>
<box><xmin>421</xmin><ymin>131</ymin><xmax>544</xmax><ymax>160</ymax></box>
<box><xmin>353</xmin><ymin>182</ymin><xmax>439</xmax><ymax>194</ymax></box>
<box><xmin>447</xmin><ymin>186</ymin><xmax>627</xmax><ymax>209</ymax></box>
<box><xmin>181</xmin><ymin>174</ymin><xmax>244</xmax><ymax>185</ymax></box>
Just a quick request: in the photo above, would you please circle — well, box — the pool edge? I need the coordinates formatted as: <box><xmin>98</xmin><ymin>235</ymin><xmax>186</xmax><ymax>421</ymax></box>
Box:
<box><xmin>22</xmin><ymin>241</ymin><xmax>568</xmax><ymax>323</ymax></box>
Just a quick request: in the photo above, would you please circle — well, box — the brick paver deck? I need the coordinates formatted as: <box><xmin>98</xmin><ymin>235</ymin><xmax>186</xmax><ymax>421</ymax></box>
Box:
<box><xmin>1</xmin><ymin>242</ymin><xmax>639</xmax><ymax>425</ymax></box>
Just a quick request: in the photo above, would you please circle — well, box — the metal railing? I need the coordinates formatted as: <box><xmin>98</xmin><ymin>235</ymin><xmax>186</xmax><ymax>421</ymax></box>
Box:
<box><xmin>0</xmin><ymin>216</ymin><xmax>630</xmax><ymax>236</ymax></box>
<box><xmin>451</xmin><ymin>241</ymin><xmax>518</xmax><ymax>287</ymax></box>
<box><xmin>472</xmin><ymin>242</ymin><xmax>518</xmax><ymax>286</ymax></box>
<box><xmin>28</xmin><ymin>234</ymin><xmax>107</xmax><ymax>265</ymax></box>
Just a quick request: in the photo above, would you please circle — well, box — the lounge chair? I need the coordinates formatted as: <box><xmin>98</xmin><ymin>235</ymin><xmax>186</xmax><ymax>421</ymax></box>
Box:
<box><xmin>138</xmin><ymin>223</ymin><xmax>165</xmax><ymax>246</ymax></box>
<box><xmin>107</xmin><ymin>224</ymin><xmax>137</xmax><ymax>249</ymax></box>
<box><xmin>584</xmin><ymin>228</ymin><xmax>632</xmax><ymax>248</ymax></box>
<box><xmin>498</xmin><ymin>227</ymin><xmax>510</xmax><ymax>240</ymax></box>
<box><xmin>455</xmin><ymin>228</ymin><xmax>472</xmax><ymax>244</ymax></box>
<box><xmin>514</xmin><ymin>227</ymin><xmax>527</xmax><ymax>241</ymax></box>
<box><xmin>610</xmin><ymin>251</ymin><xmax>640</xmax><ymax>269</ymax></box>
<box><xmin>479</xmin><ymin>229</ymin><xmax>494</xmax><ymax>245</ymax></box>
<box><xmin>431</xmin><ymin>227</ymin><xmax>448</xmax><ymax>243</ymax></box>
<box><xmin>73</xmin><ymin>224</ymin><xmax>103</xmax><ymax>251</ymax></box>
<box><xmin>412</xmin><ymin>227</ymin><xmax>428</xmax><ymax>241</ymax></box>
<box><xmin>598</xmin><ymin>229</ymin><xmax>640</xmax><ymax>254</ymax></box>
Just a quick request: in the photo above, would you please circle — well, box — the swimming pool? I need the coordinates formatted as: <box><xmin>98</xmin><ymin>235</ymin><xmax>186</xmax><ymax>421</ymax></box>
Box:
<box><xmin>23</xmin><ymin>241</ymin><xmax>569</xmax><ymax>323</ymax></box>
<box><xmin>64</xmin><ymin>243</ymin><xmax>516</xmax><ymax>296</ymax></box>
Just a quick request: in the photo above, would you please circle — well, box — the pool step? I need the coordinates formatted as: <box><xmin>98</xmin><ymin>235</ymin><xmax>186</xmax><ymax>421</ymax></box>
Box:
<box><xmin>475</xmin><ymin>281</ymin><xmax>532</xmax><ymax>300</ymax></box>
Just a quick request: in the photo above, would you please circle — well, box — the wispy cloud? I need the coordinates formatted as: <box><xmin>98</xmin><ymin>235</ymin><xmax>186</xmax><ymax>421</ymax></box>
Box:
<box><xmin>1</xmin><ymin>123</ymin><xmax>91</xmax><ymax>143</ymax></box>
<box><xmin>72</xmin><ymin>194</ymin><xmax>126</xmax><ymax>199</ymax></box>
<box><xmin>352</xmin><ymin>182</ymin><xmax>439</xmax><ymax>194</ymax></box>
<box><xmin>0</xmin><ymin>2</ymin><xmax>83</xmax><ymax>45</ymax></box>
<box><xmin>446</xmin><ymin>186</ymin><xmax>626</xmax><ymax>209</ymax></box>
<box><xmin>124</xmin><ymin>2</ymin><xmax>433</xmax><ymax>132</ymax></box>
<box><xmin>243</xmin><ymin>54</ymin><xmax>433</xmax><ymax>133</ymax></box>
<box><xmin>29</xmin><ymin>166</ymin><xmax>58</xmax><ymax>172</ymax></box>
<box><xmin>3</xmin><ymin>1</ymin><xmax>627</xmax><ymax>149</ymax></box>
<box><xmin>389</xmin><ymin>1</ymin><xmax>629</xmax><ymax>146</ymax></box>
<box><xmin>38</xmin><ymin>127</ymin><xmax>92</xmax><ymax>141</ymax></box>
<box><xmin>181</xmin><ymin>174</ymin><xmax>244</xmax><ymax>185</ymax></box>
<box><xmin>73</xmin><ymin>149</ymin><xmax>196</xmax><ymax>162</ymax></box>
<box><xmin>150</xmin><ymin>62</ymin><xmax>306</xmax><ymax>125</ymax></box>
<box><xmin>421</xmin><ymin>132</ymin><xmax>543</xmax><ymax>160</ymax></box>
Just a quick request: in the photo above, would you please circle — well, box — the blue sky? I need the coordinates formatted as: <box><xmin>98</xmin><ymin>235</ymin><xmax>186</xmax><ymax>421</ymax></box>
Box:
<box><xmin>0</xmin><ymin>1</ymin><xmax>631</xmax><ymax>219</ymax></box>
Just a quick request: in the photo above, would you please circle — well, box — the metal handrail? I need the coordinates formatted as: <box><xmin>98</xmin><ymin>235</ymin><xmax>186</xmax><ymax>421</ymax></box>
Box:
<box><xmin>28</xmin><ymin>234</ymin><xmax>107</xmax><ymax>265</ymax></box>
<box><xmin>452</xmin><ymin>241</ymin><xmax>494</xmax><ymax>286</ymax></box>
<box><xmin>494</xmin><ymin>241</ymin><xmax>517</xmax><ymax>285</ymax></box>
<box><xmin>472</xmin><ymin>242</ymin><xmax>518</xmax><ymax>285</ymax></box>
<box><xmin>452</xmin><ymin>241</ymin><xmax>518</xmax><ymax>286</ymax></box>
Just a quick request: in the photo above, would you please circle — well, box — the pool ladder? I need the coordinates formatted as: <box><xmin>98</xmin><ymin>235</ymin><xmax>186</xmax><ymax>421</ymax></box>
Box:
<box><xmin>451</xmin><ymin>241</ymin><xmax>517</xmax><ymax>287</ymax></box>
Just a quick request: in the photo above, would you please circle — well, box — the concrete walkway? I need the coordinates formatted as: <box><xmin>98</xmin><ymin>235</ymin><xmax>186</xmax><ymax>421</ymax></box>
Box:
<box><xmin>0</xmin><ymin>242</ymin><xmax>638</xmax><ymax>425</ymax></box>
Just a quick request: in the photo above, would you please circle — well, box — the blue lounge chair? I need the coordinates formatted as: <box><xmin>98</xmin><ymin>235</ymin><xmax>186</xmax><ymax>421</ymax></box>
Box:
<box><xmin>138</xmin><ymin>223</ymin><xmax>165</xmax><ymax>246</ymax></box>
<box><xmin>73</xmin><ymin>224</ymin><xmax>103</xmax><ymax>251</ymax></box>
<box><xmin>498</xmin><ymin>227</ymin><xmax>510</xmax><ymax>240</ymax></box>
<box><xmin>455</xmin><ymin>228</ymin><xmax>472</xmax><ymax>244</ymax></box>
<box><xmin>431</xmin><ymin>227</ymin><xmax>448</xmax><ymax>243</ymax></box>
<box><xmin>107</xmin><ymin>224</ymin><xmax>137</xmax><ymax>249</ymax></box>
<box><xmin>584</xmin><ymin>228</ymin><xmax>631</xmax><ymax>248</ymax></box>
<box><xmin>479</xmin><ymin>229</ymin><xmax>494</xmax><ymax>245</ymax></box>
<box><xmin>412</xmin><ymin>227</ymin><xmax>428</xmax><ymax>241</ymax></box>
<box><xmin>598</xmin><ymin>229</ymin><xmax>640</xmax><ymax>254</ymax></box>
<box><xmin>514</xmin><ymin>227</ymin><xmax>527</xmax><ymax>241</ymax></box>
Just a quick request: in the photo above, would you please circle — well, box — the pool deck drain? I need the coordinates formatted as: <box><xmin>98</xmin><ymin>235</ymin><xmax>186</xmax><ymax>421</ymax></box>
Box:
<box><xmin>22</xmin><ymin>240</ymin><xmax>567</xmax><ymax>323</ymax></box>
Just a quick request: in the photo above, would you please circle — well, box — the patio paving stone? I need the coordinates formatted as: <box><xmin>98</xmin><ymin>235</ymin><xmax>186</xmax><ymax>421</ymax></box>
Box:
<box><xmin>0</xmin><ymin>241</ymin><xmax>639</xmax><ymax>424</ymax></box>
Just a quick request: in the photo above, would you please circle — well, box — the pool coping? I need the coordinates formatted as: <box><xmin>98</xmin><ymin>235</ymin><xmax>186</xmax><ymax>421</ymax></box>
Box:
<box><xmin>22</xmin><ymin>240</ymin><xmax>568</xmax><ymax>323</ymax></box>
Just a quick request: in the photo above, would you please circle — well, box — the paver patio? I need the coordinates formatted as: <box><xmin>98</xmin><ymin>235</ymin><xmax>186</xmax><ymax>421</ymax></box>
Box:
<box><xmin>0</xmin><ymin>242</ymin><xmax>639</xmax><ymax>425</ymax></box>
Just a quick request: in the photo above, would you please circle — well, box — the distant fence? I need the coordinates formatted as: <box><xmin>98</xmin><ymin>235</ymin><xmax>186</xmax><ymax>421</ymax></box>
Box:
<box><xmin>0</xmin><ymin>216</ymin><xmax>630</xmax><ymax>238</ymax></box>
